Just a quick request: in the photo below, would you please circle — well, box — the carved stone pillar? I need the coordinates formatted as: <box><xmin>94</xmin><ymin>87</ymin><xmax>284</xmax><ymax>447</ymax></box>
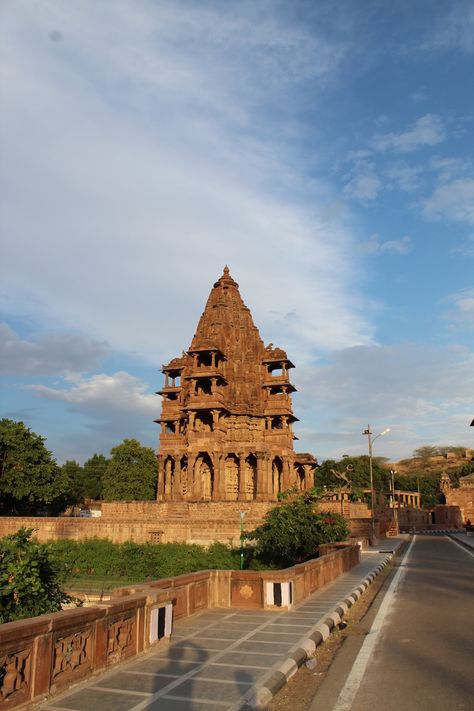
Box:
<box><xmin>173</xmin><ymin>456</ymin><xmax>182</xmax><ymax>501</ymax></box>
<box><xmin>212</xmin><ymin>453</ymin><xmax>222</xmax><ymax>501</ymax></box>
<box><xmin>188</xmin><ymin>411</ymin><xmax>196</xmax><ymax>430</ymax></box>
<box><xmin>255</xmin><ymin>452</ymin><xmax>265</xmax><ymax>500</ymax></box>
<box><xmin>238</xmin><ymin>451</ymin><xmax>248</xmax><ymax>501</ymax></box>
<box><xmin>282</xmin><ymin>458</ymin><xmax>291</xmax><ymax>491</ymax></box>
<box><xmin>211</xmin><ymin>409</ymin><xmax>220</xmax><ymax>429</ymax></box>
<box><xmin>157</xmin><ymin>455</ymin><xmax>165</xmax><ymax>501</ymax></box>
<box><xmin>192</xmin><ymin>457</ymin><xmax>202</xmax><ymax>500</ymax></box>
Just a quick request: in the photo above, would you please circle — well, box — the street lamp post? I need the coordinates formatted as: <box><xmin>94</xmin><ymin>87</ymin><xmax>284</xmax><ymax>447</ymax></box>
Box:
<box><xmin>390</xmin><ymin>468</ymin><xmax>399</xmax><ymax>531</ymax></box>
<box><xmin>239</xmin><ymin>511</ymin><xmax>247</xmax><ymax>570</ymax></box>
<box><xmin>363</xmin><ymin>425</ymin><xmax>390</xmax><ymax>543</ymax></box>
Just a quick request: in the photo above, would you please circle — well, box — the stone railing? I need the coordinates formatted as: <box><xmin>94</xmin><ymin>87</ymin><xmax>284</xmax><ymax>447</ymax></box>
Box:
<box><xmin>0</xmin><ymin>544</ymin><xmax>360</xmax><ymax>710</ymax></box>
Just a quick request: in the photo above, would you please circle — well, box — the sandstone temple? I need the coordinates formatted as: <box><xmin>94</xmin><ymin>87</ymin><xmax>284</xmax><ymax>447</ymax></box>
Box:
<box><xmin>156</xmin><ymin>266</ymin><xmax>317</xmax><ymax>503</ymax></box>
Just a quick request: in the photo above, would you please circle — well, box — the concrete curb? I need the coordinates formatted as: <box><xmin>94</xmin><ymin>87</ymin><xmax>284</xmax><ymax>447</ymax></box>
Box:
<box><xmin>446</xmin><ymin>532</ymin><xmax>474</xmax><ymax>554</ymax></box>
<box><xmin>239</xmin><ymin>542</ymin><xmax>405</xmax><ymax>711</ymax></box>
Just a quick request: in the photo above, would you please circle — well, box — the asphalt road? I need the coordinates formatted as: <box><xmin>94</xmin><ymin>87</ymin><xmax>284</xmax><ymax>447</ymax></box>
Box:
<box><xmin>310</xmin><ymin>535</ymin><xmax>474</xmax><ymax>711</ymax></box>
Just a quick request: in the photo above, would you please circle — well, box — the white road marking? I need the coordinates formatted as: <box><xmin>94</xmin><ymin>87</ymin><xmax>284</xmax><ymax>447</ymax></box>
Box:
<box><xmin>330</xmin><ymin>536</ymin><xmax>417</xmax><ymax>711</ymax></box>
<box><xmin>447</xmin><ymin>536</ymin><xmax>474</xmax><ymax>559</ymax></box>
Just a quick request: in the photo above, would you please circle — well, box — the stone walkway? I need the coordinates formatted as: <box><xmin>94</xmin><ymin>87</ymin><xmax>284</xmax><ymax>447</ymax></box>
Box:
<box><xmin>41</xmin><ymin>540</ymin><xmax>403</xmax><ymax>711</ymax></box>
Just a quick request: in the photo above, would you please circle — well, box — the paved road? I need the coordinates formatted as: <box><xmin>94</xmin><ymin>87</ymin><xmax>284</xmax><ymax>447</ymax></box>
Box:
<box><xmin>311</xmin><ymin>535</ymin><xmax>474</xmax><ymax>711</ymax></box>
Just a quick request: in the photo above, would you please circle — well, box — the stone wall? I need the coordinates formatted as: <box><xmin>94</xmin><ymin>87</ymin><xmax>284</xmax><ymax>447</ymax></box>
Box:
<box><xmin>446</xmin><ymin>484</ymin><xmax>474</xmax><ymax>523</ymax></box>
<box><xmin>0</xmin><ymin>498</ymin><xmax>377</xmax><ymax>547</ymax></box>
<box><xmin>0</xmin><ymin>544</ymin><xmax>360</xmax><ymax>710</ymax></box>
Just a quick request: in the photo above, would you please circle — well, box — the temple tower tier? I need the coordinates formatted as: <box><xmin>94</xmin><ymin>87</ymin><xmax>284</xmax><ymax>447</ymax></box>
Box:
<box><xmin>156</xmin><ymin>267</ymin><xmax>317</xmax><ymax>501</ymax></box>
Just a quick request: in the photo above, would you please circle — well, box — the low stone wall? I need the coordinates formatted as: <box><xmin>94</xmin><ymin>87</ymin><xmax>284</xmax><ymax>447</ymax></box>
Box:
<box><xmin>0</xmin><ymin>544</ymin><xmax>360</xmax><ymax>710</ymax></box>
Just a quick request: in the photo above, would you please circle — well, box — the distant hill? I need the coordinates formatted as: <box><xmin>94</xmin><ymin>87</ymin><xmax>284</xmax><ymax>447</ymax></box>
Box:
<box><xmin>389</xmin><ymin>447</ymin><xmax>474</xmax><ymax>484</ymax></box>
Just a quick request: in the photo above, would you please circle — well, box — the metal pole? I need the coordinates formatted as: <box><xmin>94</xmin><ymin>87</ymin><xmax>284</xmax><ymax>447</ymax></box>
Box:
<box><xmin>239</xmin><ymin>511</ymin><xmax>246</xmax><ymax>570</ymax></box>
<box><xmin>367</xmin><ymin>425</ymin><xmax>375</xmax><ymax>542</ymax></box>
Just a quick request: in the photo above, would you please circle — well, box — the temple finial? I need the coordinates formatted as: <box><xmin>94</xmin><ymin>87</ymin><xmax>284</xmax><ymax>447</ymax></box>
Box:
<box><xmin>223</xmin><ymin>265</ymin><xmax>229</xmax><ymax>276</ymax></box>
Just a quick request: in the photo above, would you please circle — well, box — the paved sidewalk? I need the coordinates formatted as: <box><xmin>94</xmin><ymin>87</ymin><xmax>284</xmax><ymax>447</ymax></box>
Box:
<box><xmin>41</xmin><ymin>539</ymin><xmax>404</xmax><ymax>711</ymax></box>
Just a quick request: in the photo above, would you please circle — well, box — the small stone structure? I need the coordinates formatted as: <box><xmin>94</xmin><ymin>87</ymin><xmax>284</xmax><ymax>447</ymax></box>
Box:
<box><xmin>445</xmin><ymin>472</ymin><xmax>474</xmax><ymax>523</ymax></box>
<box><xmin>156</xmin><ymin>266</ymin><xmax>317</xmax><ymax>503</ymax></box>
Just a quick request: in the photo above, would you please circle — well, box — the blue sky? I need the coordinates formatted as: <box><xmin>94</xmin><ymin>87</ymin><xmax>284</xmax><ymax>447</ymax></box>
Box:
<box><xmin>1</xmin><ymin>0</ymin><xmax>473</xmax><ymax>464</ymax></box>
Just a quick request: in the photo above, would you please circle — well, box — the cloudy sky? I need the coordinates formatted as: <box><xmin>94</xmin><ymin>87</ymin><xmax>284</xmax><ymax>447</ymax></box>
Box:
<box><xmin>1</xmin><ymin>0</ymin><xmax>473</xmax><ymax>464</ymax></box>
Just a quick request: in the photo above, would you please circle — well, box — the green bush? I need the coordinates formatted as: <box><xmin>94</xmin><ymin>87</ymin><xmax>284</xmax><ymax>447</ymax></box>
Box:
<box><xmin>0</xmin><ymin>528</ymin><xmax>73</xmax><ymax>623</ymax></box>
<box><xmin>248</xmin><ymin>498</ymin><xmax>349</xmax><ymax>567</ymax></box>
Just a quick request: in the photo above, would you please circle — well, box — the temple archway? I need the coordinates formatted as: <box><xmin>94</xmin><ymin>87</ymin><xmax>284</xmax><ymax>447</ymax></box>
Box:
<box><xmin>195</xmin><ymin>452</ymin><xmax>214</xmax><ymax>500</ymax></box>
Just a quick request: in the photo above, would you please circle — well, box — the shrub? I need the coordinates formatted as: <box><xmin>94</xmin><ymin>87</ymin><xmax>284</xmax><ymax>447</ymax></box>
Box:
<box><xmin>248</xmin><ymin>498</ymin><xmax>349</xmax><ymax>567</ymax></box>
<box><xmin>0</xmin><ymin>528</ymin><xmax>73</xmax><ymax>623</ymax></box>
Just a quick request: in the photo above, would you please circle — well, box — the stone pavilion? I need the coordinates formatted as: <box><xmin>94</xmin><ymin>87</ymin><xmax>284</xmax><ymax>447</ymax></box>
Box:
<box><xmin>156</xmin><ymin>267</ymin><xmax>317</xmax><ymax>502</ymax></box>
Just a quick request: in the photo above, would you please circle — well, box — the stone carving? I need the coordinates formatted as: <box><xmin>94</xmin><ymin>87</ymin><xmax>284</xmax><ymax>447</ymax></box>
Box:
<box><xmin>0</xmin><ymin>648</ymin><xmax>31</xmax><ymax>701</ymax></box>
<box><xmin>53</xmin><ymin>630</ymin><xmax>91</xmax><ymax>680</ymax></box>
<box><xmin>107</xmin><ymin>615</ymin><xmax>136</xmax><ymax>663</ymax></box>
<box><xmin>238</xmin><ymin>584</ymin><xmax>254</xmax><ymax>599</ymax></box>
<box><xmin>157</xmin><ymin>267</ymin><xmax>317</xmax><ymax>503</ymax></box>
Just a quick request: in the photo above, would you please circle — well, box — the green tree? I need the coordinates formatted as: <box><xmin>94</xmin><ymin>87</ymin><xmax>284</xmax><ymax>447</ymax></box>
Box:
<box><xmin>316</xmin><ymin>455</ymin><xmax>390</xmax><ymax>494</ymax></box>
<box><xmin>451</xmin><ymin>459</ymin><xmax>474</xmax><ymax>487</ymax></box>
<box><xmin>0</xmin><ymin>419</ymin><xmax>70</xmax><ymax>514</ymax></box>
<box><xmin>61</xmin><ymin>460</ymin><xmax>84</xmax><ymax>505</ymax></box>
<box><xmin>102</xmin><ymin>439</ymin><xmax>156</xmax><ymax>500</ymax></box>
<box><xmin>413</xmin><ymin>445</ymin><xmax>439</xmax><ymax>461</ymax></box>
<box><xmin>248</xmin><ymin>498</ymin><xmax>349</xmax><ymax>566</ymax></box>
<box><xmin>0</xmin><ymin>528</ymin><xmax>73</xmax><ymax>623</ymax></box>
<box><xmin>82</xmin><ymin>454</ymin><xmax>108</xmax><ymax>500</ymax></box>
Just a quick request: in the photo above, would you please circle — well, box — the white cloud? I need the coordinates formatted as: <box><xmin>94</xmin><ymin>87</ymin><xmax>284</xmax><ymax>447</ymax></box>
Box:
<box><xmin>343</xmin><ymin>162</ymin><xmax>381</xmax><ymax>200</ymax></box>
<box><xmin>423</xmin><ymin>2</ymin><xmax>474</xmax><ymax>54</ymax></box>
<box><xmin>444</xmin><ymin>288</ymin><xmax>474</xmax><ymax>329</ymax></box>
<box><xmin>0</xmin><ymin>323</ymin><xmax>109</xmax><ymax>375</ymax></box>
<box><xmin>372</xmin><ymin>114</ymin><xmax>445</xmax><ymax>153</ymax></box>
<box><xmin>384</xmin><ymin>161</ymin><xmax>423</xmax><ymax>192</ymax></box>
<box><xmin>360</xmin><ymin>235</ymin><xmax>413</xmax><ymax>256</ymax></box>
<box><xmin>422</xmin><ymin>178</ymin><xmax>474</xmax><ymax>224</ymax></box>
<box><xmin>293</xmin><ymin>343</ymin><xmax>474</xmax><ymax>460</ymax></box>
<box><xmin>0</xmin><ymin>0</ymin><xmax>373</xmax><ymax>365</ymax></box>
<box><xmin>27</xmin><ymin>371</ymin><xmax>158</xmax><ymax>421</ymax></box>
<box><xmin>429</xmin><ymin>156</ymin><xmax>471</xmax><ymax>183</ymax></box>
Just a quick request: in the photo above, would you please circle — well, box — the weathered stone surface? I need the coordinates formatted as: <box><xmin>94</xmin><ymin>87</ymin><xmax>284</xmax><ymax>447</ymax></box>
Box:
<box><xmin>157</xmin><ymin>267</ymin><xmax>317</xmax><ymax>503</ymax></box>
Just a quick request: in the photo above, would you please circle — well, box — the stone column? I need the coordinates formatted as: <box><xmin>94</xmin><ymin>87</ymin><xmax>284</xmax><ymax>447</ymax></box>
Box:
<box><xmin>255</xmin><ymin>452</ymin><xmax>265</xmax><ymax>501</ymax></box>
<box><xmin>173</xmin><ymin>456</ymin><xmax>182</xmax><ymax>501</ymax></box>
<box><xmin>188</xmin><ymin>411</ymin><xmax>196</xmax><ymax>430</ymax></box>
<box><xmin>212</xmin><ymin>453</ymin><xmax>222</xmax><ymax>501</ymax></box>
<box><xmin>211</xmin><ymin>408</ymin><xmax>220</xmax><ymax>429</ymax></box>
<box><xmin>238</xmin><ymin>451</ymin><xmax>248</xmax><ymax>501</ymax></box>
<box><xmin>282</xmin><ymin>458</ymin><xmax>291</xmax><ymax>491</ymax></box>
<box><xmin>157</xmin><ymin>455</ymin><xmax>165</xmax><ymax>501</ymax></box>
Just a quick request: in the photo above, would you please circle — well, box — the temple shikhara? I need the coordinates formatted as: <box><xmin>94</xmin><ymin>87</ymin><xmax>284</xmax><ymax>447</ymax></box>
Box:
<box><xmin>156</xmin><ymin>266</ymin><xmax>317</xmax><ymax>502</ymax></box>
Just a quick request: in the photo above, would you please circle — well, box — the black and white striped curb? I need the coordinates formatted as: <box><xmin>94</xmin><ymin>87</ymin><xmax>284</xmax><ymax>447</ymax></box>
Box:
<box><xmin>238</xmin><ymin>544</ymin><xmax>404</xmax><ymax>711</ymax></box>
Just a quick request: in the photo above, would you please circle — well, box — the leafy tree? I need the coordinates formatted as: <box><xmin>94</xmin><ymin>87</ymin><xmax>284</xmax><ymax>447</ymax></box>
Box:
<box><xmin>82</xmin><ymin>454</ymin><xmax>108</xmax><ymax>500</ymax></box>
<box><xmin>316</xmin><ymin>455</ymin><xmax>390</xmax><ymax>494</ymax></box>
<box><xmin>248</xmin><ymin>498</ymin><xmax>349</xmax><ymax>566</ymax></box>
<box><xmin>413</xmin><ymin>445</ymin><xmax>439</xmax><ymax>460</ymax></box>
<box><xmin>0</xmin><ymin>528</ymin><xmax>73</xmax><ymax>623</ymax></box>
<box><xmin>61</xmin><ymin>460</ymin><xmax>84</xmax><ymax>505</ymax></box>
<box><xmin>0</xmin><ymin>419</ymin><xmax>71</xmax><ymax>514</ymax></box>
<box><xmin>102</xmin><ymin>438</ymin><xmax>156</xmax><ymax>500</ymax></box>
<box><xmin>451</xmin><ymin>460</ymin><xmax>474</xmax><ymax>487</ymax></box>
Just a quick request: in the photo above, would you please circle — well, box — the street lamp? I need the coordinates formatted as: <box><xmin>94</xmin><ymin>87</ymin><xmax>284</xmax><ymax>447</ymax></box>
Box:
<box><xmin>363</xmin><ymin>425</ymin><xmax>390</xmax><ymax>543</ymax></box>
<box><xmin>390</xmin><ymin>468</ymin><xmax>399</xmax><ymax>531</ymax></box>
<box><xmin>239</xmin><ymin>511</ymin><xmax>247</xmax><ymax>570</ymax></box>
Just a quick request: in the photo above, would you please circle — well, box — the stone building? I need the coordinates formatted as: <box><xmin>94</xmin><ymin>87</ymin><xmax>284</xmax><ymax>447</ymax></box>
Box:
<box><xmin>156</xmin><ymin>267</ymin><xmax>316</xmax><ymax>502</ymax></box>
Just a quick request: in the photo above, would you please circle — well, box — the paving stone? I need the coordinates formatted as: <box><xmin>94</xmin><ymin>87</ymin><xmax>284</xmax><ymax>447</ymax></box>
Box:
<box><xmin>126</xmin><ymin>658</ymin><xmax>200</xmax><ymax>675</ymax></box>
<box><xmin>215</xmin><ymin>651</ymin><xmax>280</xmax><ymax>668</ymax></box>
<box><xmin>48</xmin><ymin>688</ymin><xmax>144</xmax><ymax>711</ymax></box>
<box><xmin>92</xmin><ymin>671</ymin><xmax>177</xmax><ymax>694</ymax></box>
<box><xmin>166</xmin><ymin>677</ymin><xmax>252</xmax><ymax>703</ymax></box>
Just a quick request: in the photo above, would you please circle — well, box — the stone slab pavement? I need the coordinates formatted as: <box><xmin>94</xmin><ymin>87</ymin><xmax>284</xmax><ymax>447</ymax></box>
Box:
<box><xmin>40</xmin><ymin>539</ymin><xmax>405</xmax><ymax>711</ymax></box>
